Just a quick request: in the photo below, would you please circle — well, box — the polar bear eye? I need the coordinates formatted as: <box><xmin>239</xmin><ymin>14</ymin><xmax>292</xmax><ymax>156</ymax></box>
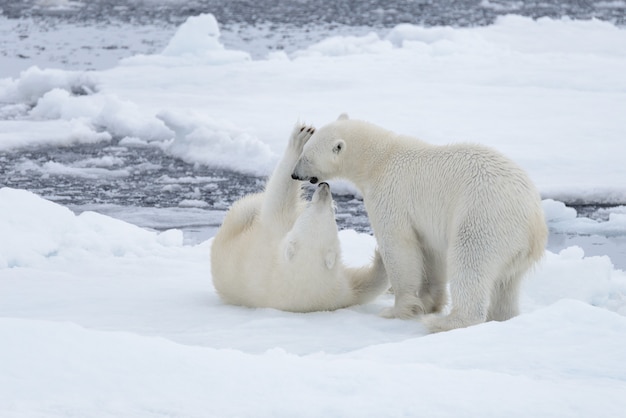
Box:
<box><xmin>332</xmin><ymin>140</ymin><xmax>345</xmax><ymax>154</ymax></box>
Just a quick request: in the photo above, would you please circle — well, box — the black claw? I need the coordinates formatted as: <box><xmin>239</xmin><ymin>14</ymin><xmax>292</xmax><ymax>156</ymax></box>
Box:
<box><xmin>299</xmin><ymin>126</ymin><xmax>305</xmax><ymax>132</ymax></box>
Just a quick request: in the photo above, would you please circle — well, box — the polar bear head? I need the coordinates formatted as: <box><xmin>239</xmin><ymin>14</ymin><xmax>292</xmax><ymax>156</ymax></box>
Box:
<box><xmin>284</xmin><ymin>182</ymin><xmax>339</xmax><ymax>269</ymax></box>
<box><xmin>291</xmin><ymin>114</ymin><xmax>350</xmax><ymax>184</ymax></box>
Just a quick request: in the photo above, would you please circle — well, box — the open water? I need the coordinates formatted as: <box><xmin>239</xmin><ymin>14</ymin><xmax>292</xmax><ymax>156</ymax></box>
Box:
<box><xmin>1</xmin><ymin>0</ymin><xmax>624</xmax><ymax>27</ymax></box>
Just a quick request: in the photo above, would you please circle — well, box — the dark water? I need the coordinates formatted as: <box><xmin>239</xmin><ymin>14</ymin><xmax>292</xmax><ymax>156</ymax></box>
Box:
<box><xmin>1</xmin><ymin>0</ymin><xmax>624</xmax><ymax>27</ymax></box>
<box><xmin>0</xmin><ymin>141</ymin><xmax>373</xmax><ymax>235</ymax></box>
<box><xmin>3</xmin><ymin>1</ymin><xmax>623</xmax><ymax>63</ymax></box>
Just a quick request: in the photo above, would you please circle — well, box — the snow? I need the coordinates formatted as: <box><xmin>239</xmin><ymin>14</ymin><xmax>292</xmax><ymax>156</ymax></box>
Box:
<box><xmin>1</xmin><ymin>184</ymin><xmax>626</xmax><ymax>417</ymax></box>
<box><xmin>157</xmin><ymin>108</ymin><xmax>275</xmax><ymax>174</ymax></box>
<box><xmin>544</xmin><ymin>199</ymin><xmax>626</xmax><ymax>237</ymax></box>
<box><xmin>160</xmin><ymin>13</ymin><xmax>250</xmax><ymax>65</ymax></box>
<box><xmin>1</xmin><ymin>14</ymin><xmax>625</xmax><ymax>199</ymax></box>
<box><xmin>1</xmin><ymin>12</ymin><xmax>626</xmax><ymax>417</ymax></box>
<box><xmin>2</xmin><ymin>302</ymin><xmax>625</xmax><ymax>418</ymax></box>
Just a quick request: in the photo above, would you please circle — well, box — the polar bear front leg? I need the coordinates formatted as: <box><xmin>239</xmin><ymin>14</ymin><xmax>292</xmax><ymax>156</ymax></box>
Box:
<box><xmin>378</xmin><ymin>233</ymin><xmax>427</xmax><ymax>319</ymax></box>
<box><xmin>260</xmin><ymin>123</ymin><xmax>315</xmax><ymax>227</ymax></box>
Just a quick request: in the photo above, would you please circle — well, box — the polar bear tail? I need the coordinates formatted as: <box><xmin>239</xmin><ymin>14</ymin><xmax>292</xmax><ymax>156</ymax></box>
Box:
<box><xmin>348</xmin><ymin>250</ymin><xmax>389</xmax><ymax>305</ymax></box>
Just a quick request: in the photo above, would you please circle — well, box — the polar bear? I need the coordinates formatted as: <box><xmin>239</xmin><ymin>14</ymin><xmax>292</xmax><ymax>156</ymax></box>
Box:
<box><xmin>291</xmin><ymin>115</ymin><xmax>547</xmax><ymax>332</ymax></box>
<box><xmin>210</xmin><ymin>123</ymin><xmax>388</xmax><ymax>313</ymax></box>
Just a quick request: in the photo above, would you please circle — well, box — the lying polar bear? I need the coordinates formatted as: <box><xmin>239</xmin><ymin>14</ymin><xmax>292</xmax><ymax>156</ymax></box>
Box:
<box><xmin>210</xmin><ymin>123</ymin><xmax>388</xmax><ymax>312</ymax></box>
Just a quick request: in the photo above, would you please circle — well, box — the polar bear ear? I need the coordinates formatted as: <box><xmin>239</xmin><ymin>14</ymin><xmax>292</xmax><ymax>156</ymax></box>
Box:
<box><xmin>332</xmin><ymin>140</ymin><xmax>345</xmax><ymax>155</ymax></box>
<box><xmin>337</xmin><ymin>113</ymin><xmax>349</xmax><ymax>121</ymax></box>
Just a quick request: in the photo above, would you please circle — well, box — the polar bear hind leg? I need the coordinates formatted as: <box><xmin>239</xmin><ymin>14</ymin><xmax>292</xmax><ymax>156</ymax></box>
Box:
<box><xmin>421</xmin><ymin>239</ymin><xmax>535</xmax><ymax>332</ymax></box>
<box><xmin>487</xmin><ymin>248</ymin><xmax>537</xmax><ymax>322</ymax></box>
<box><xmin>487</xmin><ymin>271</ymin><xmax>523</xmax><ymax>322</ymax></box>
<box><xmin>488</xmin><ymin>210</ymin><xmax>546</xmax><ymax>322</ymax></box>
<box><xmin>420</xmin><ymin>227</ymin><xmax>499</xmax><ymax>333</ymax></box>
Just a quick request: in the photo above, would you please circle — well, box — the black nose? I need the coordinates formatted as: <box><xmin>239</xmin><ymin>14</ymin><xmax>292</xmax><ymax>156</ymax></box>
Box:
<box><xmin>291</xmin><ymin>173</ymin><xmax>299</xmax><ymax>180</ymax></box>
<box><xmin>319</xmin><ymin>182</ymin><xmax>329</xmax><ymax>187</ymax></box>
<box><xmin>310</xmin><ymin>177</ymin><xmax>318</xmax><ymax>184</ymax></box>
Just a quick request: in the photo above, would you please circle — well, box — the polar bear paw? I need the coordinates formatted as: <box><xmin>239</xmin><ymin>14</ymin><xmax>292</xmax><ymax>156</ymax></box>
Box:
<box><xmin>419</xmin><ymin>313</ymin><xmax>483</xmax><ymax>333</ymax></box>
<box><xmin>290</xmin><ymin>123</ymin><xmax>315</xmax><ymax>154</ymax></box>
<box><xmin>380</xmin><ymin>302</ymin><xmax>426</xmax><ymax>319</ymax></box>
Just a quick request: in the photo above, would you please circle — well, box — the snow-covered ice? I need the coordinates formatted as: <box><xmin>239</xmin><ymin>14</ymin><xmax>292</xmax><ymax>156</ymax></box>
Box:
<box><xmin>1</xmin><ymin>12</ymin><xmax>626</xmax><ymax>417</ymax></box>
<box><xmin>1</xmin><ymin>14</ymin><xmax>625</xmax><ymax>198</ymax></box>
<box><xmin>1</xmin><ymin>187</ymin><xmax>626</xmax><ymax>417</ymax></box>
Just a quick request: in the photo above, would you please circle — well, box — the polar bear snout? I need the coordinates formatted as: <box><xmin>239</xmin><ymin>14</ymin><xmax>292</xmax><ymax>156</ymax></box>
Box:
<box><xmin>311</xmin><ymin>182</ymin><xmax>331</xmax><ymax>203</ymax></box>
<box><xmin>290</xmin><ymin>166</ymin><xmax>304</xmax><ymax>181</ymax></box>
<box><xmin>291</xmin><ymin>164</ymin><xmax>318</xmax><ymax>184</ymax></box>
<box><xmin>290</xmin><ymin>173</ymin><xmax>318</xmax><ymax>184</ymax></box>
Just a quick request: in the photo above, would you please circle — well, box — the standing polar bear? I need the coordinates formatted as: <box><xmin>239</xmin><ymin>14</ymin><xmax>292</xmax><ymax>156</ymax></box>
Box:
<box><xmin>292</xmin><ymin>115</ymin><xmax>547</xmax><ymax>332</ymax></box>
<box><xmin>211</xmin><ymin>123</ymin><xmax>388</xmax><ymax>312</ymax></box>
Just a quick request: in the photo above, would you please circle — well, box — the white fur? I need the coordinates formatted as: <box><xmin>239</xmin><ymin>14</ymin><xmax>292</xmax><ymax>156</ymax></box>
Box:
<box><xmin>292</xmin><ymin>116</ymin><xmax>547</xmax><ymax>331</ymax></box>
<box><xmin>210</xmin><ymin>123</ymin><xmax>388</xmax><ymax>313</ymax></box>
